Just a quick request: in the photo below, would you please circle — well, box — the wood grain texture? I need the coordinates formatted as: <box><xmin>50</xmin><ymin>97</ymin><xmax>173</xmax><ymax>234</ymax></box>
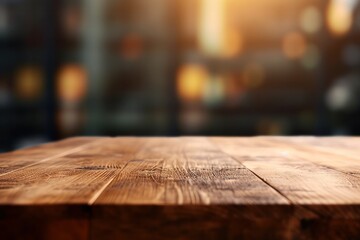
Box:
<box><xmin>94</xmin><ymin>137</ymin><xmax>288</xmax><ymax>204</ymax></box>
<box><xmin>0</xmin><ymin>137</ymin><xmax>143</xmax><ymax>204</ymax></box>
<box><xmin>211</xmin><ymin>137</ymin><xmax>360</xmax><ymax>239</ymax></box>
<box><xmin>261</xmin><ymin>137</ymin><xmax>360</xmax><ymax>177</ymax></box>
<box><xmin>92</xmin><ymin>137</ymin><xmax>308</xmax><ymax>240</ymax></box>
<box><xmin>1</xmin><ymin>137</ymin><xmax>360</xmax><ymax>239</ymax></box>
<box><xmin>0</xmin><ymin>137</ymin><xmax>144</xmax><ymax>240</ymax></box>
<box><xmin>0</xmin><ymin>137</ymin><xmax>101</xmax><ymax>176</ymax></box>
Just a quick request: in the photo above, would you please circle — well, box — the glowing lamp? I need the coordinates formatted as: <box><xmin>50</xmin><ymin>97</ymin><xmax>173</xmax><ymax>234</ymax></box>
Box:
<box><xmin>177</xmin><ymin>64</ymin><xmax>208</xmax><ymax>102</ymax></box>
<box><xmin>327</xmin><ymin>0</ymin><xmax>353</xmax><ymax>36</ymax></box>
<box><xmin>56</xmin><ymin>64</ymin><xmax>87</xmax><ymax>103</ymax></box>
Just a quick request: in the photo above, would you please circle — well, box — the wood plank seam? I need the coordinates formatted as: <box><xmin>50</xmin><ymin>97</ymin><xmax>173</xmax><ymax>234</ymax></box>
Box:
<box><xmin>87</xmin><ymin>159</ymin><xmax>136</xmax><ymax>205</ymax></box>
<box><xmin>0</xmin><ymin>138</ymin><xmax>107</xmax><ymax>178</ymax></box>
<box><xmin>88</xmin><ymin>177</ymin><xmax>117</xmax><ymax>205</ymax></box>
<box><xmin>210</xmin><ymin>139</ymin><xmax>360</xmax><ymax>218</ymax></box>
<box><xmin>206</xmin><ymin>138</ymin><xmax>324</xmax><ymax>217</ymax></box>
<box><xmin>204</xmin><ymin>137</ymin><xmax>292</xmax><ymax>205</ymax></box>
<box><xmin>210</xmin><ymin>140</ymin><xmax>322</xmax><ymax>217</ymax></box>
<box><xmin>88</xmin><ymin>139</ymin><xmax>147</xmax><ymax>205</ymax></box>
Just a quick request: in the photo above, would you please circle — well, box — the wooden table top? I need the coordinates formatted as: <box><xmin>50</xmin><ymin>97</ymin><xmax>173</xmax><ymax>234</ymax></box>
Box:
<box><xmin>0</xmin><ymin>137</ymin><xmax>360</xmax><ymax>240</ymax></box>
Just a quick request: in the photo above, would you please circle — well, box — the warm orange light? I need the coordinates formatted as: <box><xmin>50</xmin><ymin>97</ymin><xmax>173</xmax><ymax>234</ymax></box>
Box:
<box><xmin>15</xmin><ymin>66</ymin><xmax>43</xmax><ymax>100</ymax></box>
<box><xmin>198</xmin><ymin>0</ymin><xmax>225</xmax><ymax>56</ymax></box>
<box><xmin>198</xmin><ymin>0</ymin><xmax>242</xmax><ymax>58</ymax></box>
<box><xmin>327</xmin><ymin>0</ymin><xmax>353</xmax><ymax>36</ymax></box>
<box><xmin>57</xmin><ymin>64</ymin><xmax>87</xmax><ymax>103</ymax></box>
<box><xmin>177</xmin><ymin>64</ymin><xmax>208</xmax><ymax>102</ymax></box>
<box><xmin>224</xmin><ymin>28</ymin><xmax>244</xmax><ymax>58</ymax></box>
<box><xmin>282</xmin><ymin>31</ymin><xmax>307</xmax><ymax>59</ymax></box>
<box><xmin>242</xmin><ymin>62</ymin><xmax>266</xmax><ymax>88</ymax></box>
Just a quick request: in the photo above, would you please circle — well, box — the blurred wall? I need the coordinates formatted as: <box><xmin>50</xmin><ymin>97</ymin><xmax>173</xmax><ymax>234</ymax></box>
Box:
<box><xmin>0</xmin><ymin>0</ymin><xmax>360</xmax><ymax>151</ymax></box>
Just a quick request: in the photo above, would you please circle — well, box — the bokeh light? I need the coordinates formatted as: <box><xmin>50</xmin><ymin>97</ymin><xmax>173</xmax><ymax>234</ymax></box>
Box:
<box><xmin>14</xmin><ymin>66</ymin><xmax>44</xmax><ymax>101</ymax></box>
<box><xmin>177</xmin><ymin>64</ymin><xmax>208</xmax><ymax>102</ymax></box>
<box><xmin>327</xmin><ymin>0</ymin><xmax>354</xmax><ymax>36</ymax></box>
<box><xmin>282</xmin><ymin>31</ymin><xmax>307</xmax><ymax>59</ymax></box>
<box><xmin>1</xmin><ymin>0</ymin><xmax>360</xmax><ymax>151</ymax></box>
<box><xmin>223</xmin><ymin>28</ymin><xmax>244</xmax><ymax>58</ymax></box>
<box><xmin>198</xmin><ymin>0</ymin><xmax>225</xmax><ymax>57</ymax></box>
<box><xmin>198</xmin><ymin>0</ymin><xmax>243</xmax><ymax>58</ymax></box>
<box><xmin>300</xmin><ymin>6</ymin><xmax>322</xmax><ymax>34</ymax></box>
<box><xmin>56</xmin><ymin>64</ymin><xmax>87</xmax><ymax>103</ymax></box>
<box><xmin>327</xmin><ymin>75</ymin><xmax>360</xmax><ymax>111</ymax></box>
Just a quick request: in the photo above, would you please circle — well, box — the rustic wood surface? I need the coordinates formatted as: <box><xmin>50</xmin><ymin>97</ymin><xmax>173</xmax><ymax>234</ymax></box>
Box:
<box><xmin>0</xmin><ymin>137</ymin><xmax>359</xmax><ymax>239</ymax></box>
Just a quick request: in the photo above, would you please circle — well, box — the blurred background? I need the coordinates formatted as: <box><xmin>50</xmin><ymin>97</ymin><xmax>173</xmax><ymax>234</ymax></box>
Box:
<box><xmin>1</xmin><ymin>0</ymin><xmax>360</xmax><ymax>151</ymax></box>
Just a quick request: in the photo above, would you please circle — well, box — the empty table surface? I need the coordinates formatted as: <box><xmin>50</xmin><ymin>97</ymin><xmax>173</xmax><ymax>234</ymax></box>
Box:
<box><xmin>0</xmin><ymin>137</ymin><xmax>360</xmax><ymax>239</ymax></box>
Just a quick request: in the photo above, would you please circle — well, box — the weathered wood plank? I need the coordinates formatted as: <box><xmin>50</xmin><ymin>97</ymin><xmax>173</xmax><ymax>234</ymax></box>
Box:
<box><xmin>0</xmin><ymin>137</ymin><xmax>102</xmax><ymax>176</ymax></box>
<box><xmin>91</xmin><ymin>137</ymin><xmax>316</xmax><ymax>240</ymax></box>
<box><xmin>1</xmin><ymin>137</ymin><xmax>360</xmax><ymax>240</ymax></box>
<box><xmin>0</xmin><ymin>137</ymin><xmax>143</xmax><ymax>204</ymax></box>
<box><xmin>215</xmin><ymin>136</ymin><xmax>360</xmax><ymax>178</ymax></box>
<box><xmin>0</xmin><ymin>137</ymin><xmax>144</xmax><ymax>240</ymax></box>
<box><xmin>262</xmin><ymin>137</ymin><xmax>360</xmax><ymax>177</ymax></box>
<box><xmin>95</xmin><ymin>137</ymin><xmax>289</xmax><ymax>204</ymax></box>
<box><xmin>211</xmin><ymin>137</ymin><xmax>360</xmax><ymax>218</ymax></box>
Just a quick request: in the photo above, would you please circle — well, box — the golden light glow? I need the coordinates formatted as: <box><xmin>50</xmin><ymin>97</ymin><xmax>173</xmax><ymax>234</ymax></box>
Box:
<box><xmin>198</xmin><ymin>0</ymin><xmax>225</xmax><ymax>56</ymax></box>
<box><xmin>224</xmin><ymin>28</ymin><xmax>244</xmax><ymax>58</ymax></box>
<box><xmin>300</xmin><ymin>6</ymin><xmax>322</xmax><ymax>34</ymax></box>
<box><xmin>242</xmin><ymin>62</ymin><xmax>266</xmax><ymax>88</ymax></box>
<box><xmin>198</xmin><ymin>0</ymin><xmax>243</xmax><ymax>58</ymax></box>
<box><xmin>15</xmin><ymin>66</ymin><xmax>43</xmax><ymax>100</ymax></box>
<box><xmin>57</xmin><ymin>64</ymin><xmax>87</xmax><ymax>103</ymax></box>
<box><xmin>327</xmin><ymin>0</ymin><xmax>353</xmax><ymax>36</ymax></box>
<box><xmin>177</xmin><ymin>64</ymin><xmax>208</xmax><ymax>102</ymax></box>
<box><xmin>282</xmin><ymin>31</ymin><xmax>307</xmax><ymax>59</ymax></box>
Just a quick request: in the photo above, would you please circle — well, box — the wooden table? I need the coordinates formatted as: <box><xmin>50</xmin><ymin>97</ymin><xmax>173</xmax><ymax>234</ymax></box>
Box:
<box><xmin>0</xmin><ymin>137</ymin><xmax>360</xmax><ymax>239</ymax></box>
